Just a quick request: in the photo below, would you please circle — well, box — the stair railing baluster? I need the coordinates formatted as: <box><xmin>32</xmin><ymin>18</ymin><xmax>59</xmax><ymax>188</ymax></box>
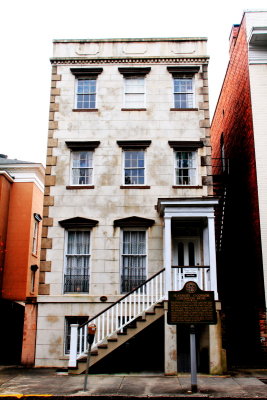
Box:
<box><xmin>106</xmin><ymin>309</ymin><xmax>109</xmax><ymax>337</ymax></box>
<box><xmin>68</xmin><ymin>269</ymin><xmax>165</xmax><ymax>368</ymax></box>
<box><xmin>129</xmin><ymin>294</ymin><xmax>132</xmax><ymax>324</ymax></box>
<box><xmin>116</xmin><ymin>303</ymin><xmax>119</xmax><ymax>331</ymax></box>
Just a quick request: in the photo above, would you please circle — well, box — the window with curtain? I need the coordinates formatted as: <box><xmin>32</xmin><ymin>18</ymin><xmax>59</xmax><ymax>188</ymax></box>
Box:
<box><xmin>175</xmin><ymin>151</ymin><xmax>197</xmax><ymax>185</ymax></box>
<box><xmin>121</xmin><ymin>230</ymin><xmax>146</xmax><ymax>293</ymax></box>
<box><xmin>64</xmin><ymin>231</ymin><xmax>90</xmax><ymax>293</ymax></box>
<box><xmin>71</xmin><ymin>151</ymin><xmax>93</xmax><ymax>185</ymax></box>
<box><xmin>124</xmin><ymin>77</ymin><xmax>145</xmax><ymax>108</ymax></box>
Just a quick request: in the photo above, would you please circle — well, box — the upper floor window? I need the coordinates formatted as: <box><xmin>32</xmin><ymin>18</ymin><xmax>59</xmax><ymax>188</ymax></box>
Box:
<box><xmin>124</xmin><ymin>77</ymin><xmax>145</xmax><ymax>108</ymax></box>
<box><xmin>124</xmin><ymin>150</ymin><xmax>145</xmax><ymax>185</ymax></box>
<box><xmin>169</xmin><ymin>141</ymin><xmax>203</xmax><ymax>187</ymax></box>
<box><xmin>76</xmin><ymin>78</ymin><xmax>96</xmax><ymax>109</ymax></box>
<box><xmin>167</xmin><ymin>66</ymin><xmax>200</xmax><ymax>110</ymax></box>
<box><xmin>71</xmin><ymin>151</ymin><xmax>93</xmax><ymax>185</ymax></box>
<box><xmin>118</xmin><ymin>67</ymin><xmax>151</xmax><ymax>110</ymax></box>
<box><xmin>65</xmin><ymin>141</ymin><xmax>100</xmax><ymax>189</ymax></box>
<box><xmin>117</xmin><ymin>141</ymin><xmax>151</xmax><ymax>188</ymax></box>
<box><xmin>70</xmin><ymin>68</ymin><xmax>103</xmax><ymax>111</ymax></box>
<box><xmin>173</xmin><ymin>77</ymin><xmax>194</xmax><ymax>109</ymax></box>
<box><xmin>175</xmin><ymin>151</ymin><xmax>197</xmax><ymax>185</ymax></box>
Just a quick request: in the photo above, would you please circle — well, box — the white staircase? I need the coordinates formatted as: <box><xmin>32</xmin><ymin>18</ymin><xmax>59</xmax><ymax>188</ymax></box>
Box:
<box><xmin>68</xmin><ymin>268</ymin><xmax>165</xmax><ymax>374</ymax></box>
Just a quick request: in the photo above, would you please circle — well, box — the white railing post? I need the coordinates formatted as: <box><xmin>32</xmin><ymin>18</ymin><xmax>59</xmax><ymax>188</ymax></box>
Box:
<box><xmin>208</xmin><ymin>216</ymin><xmax>218</xmax><ymax>299</ymax></box>
<box><xmin>69</xmin><ymin>324</ymin><xmax>79</xmax><ymax>367</ymax></box>
<box><xmin>164</xmin><ymin>216</ymin><xmax>172</xmax><ymax>296</ymax></box>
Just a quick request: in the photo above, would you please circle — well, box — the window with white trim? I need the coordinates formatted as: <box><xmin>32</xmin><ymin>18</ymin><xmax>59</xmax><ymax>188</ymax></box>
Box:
<box><xmin>32</xmin><ymin>221</ymin><xmax>39</xmax><ymax>255</ymax></box>
<box><xmin>71</xmin><ymin>151</ymin><xmax>93</xmax><ymax>186</ymax></box>
<box><xmin>175</xmin><ymin>151</ymin><xmax>197</xmax><ymax>185</ymax></box>
<box><xmin>124</xmin><ymin>150</ymin><xmax>145</xmax><ymax>185</ymax></box>
<box><xmin>64</xmin><ymin>230</ymin><xmax>90</xmax><ymax>293</ymax></box>
<box><xmin>76</xmin><ymin>78</ymin><xmax>96</xmax><ymax>109</ymax></box>
<box><xmin>173</xmin><ymin>77</ymin><xmax>194</xmax><ymax>109</ymax></box>
<box><xmin>32</xmin><ymin>213</ymin><xmax>42</xmax><ymax>255</ymax></box>
<box><xmin>121</xmin><ymin>230</ymin><xmax>147</xmax><ymax>293</ymax></box>
<box><xmin>64</xmin><ymin>316</ymin><xmax>88</xmax><ymax>354</ymax></box>
<box><xmin>70</xmin><ymin>68</ymin><xmax>102</xmax><ymax>111</ymax></box>
<box><xmin>124</xmin><ymin>77</ymin><xmax>145</xmax><ymax>108</ymax></box>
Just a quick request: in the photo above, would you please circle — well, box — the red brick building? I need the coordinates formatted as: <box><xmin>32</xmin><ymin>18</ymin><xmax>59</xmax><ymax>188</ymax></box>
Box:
<box><xmin>0</xmin><ymin>155</ymin><xmax>44</xmax><ymax>365</ymax></box>
<box><xmin>211</xmin><ymin>10</ymin><xmax>267</xmax><ymax>368</ymax></box>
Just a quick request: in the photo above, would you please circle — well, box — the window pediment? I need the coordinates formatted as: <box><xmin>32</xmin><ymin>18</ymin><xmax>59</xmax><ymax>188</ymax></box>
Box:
<box><xmin>118</xmin><ymin>67</ymin><xmax>151</xmax><ymax>77</ymax></box>
<box><xmin>117</xmin><ymin>140</ymin><xmax>151</xmax><ymax>149</ymax></box>
<box><xmin>59</xmin><ymin>217</ymin><xmax>98</xmax><ymax>229</ymax></box>
<box><xmin>70</xmin><ymin>68</ymin><xmax>103</xmax><ymax>77</ymax></box>
<box><xmin>65</xmin><ymin>141</ymin><xmax>100</xmax><ymax>151</ymax></box>
<box><xmin>167</xmin><ymin>66</ymin><xmax>200</xmax><ymax>76</ymax></box>
<box><xmin>168</xmin><ymin>141</ymin><xmax>203</xmax><ymax>150</ymax></box>
<box><xmin>114</xmin><ymin>216</ymin><xmax>155</xmax><ymax>228</ymax></box>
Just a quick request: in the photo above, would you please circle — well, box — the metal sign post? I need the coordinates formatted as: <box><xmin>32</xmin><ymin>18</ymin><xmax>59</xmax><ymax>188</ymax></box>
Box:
<box><xmin>190</xmin><ymin>324</ymin><xmax>197</xmax><ymax>393</ymax></box>
<box><xmin>83</xmin><ymin>323</ymin><xmax>96</xmax><ymax>392</ymax></box>
<box><xmin>167</xmin><ymin>281</ymin><xmax>217</xmax><ymax>394</ymax></box>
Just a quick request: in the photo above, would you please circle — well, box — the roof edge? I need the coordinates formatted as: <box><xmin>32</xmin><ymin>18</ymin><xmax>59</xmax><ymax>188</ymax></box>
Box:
<box><xmin>53</xmin><ymin>37</ymin><xmax>208</xmax><ymax>43</ymax></box>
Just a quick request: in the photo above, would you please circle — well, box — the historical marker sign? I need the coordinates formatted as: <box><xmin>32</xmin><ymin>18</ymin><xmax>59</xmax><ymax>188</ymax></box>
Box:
<box><xmin>167</xmin><ymin>281</ymin><xmax>217</xmax><ymax>325</ymax></box>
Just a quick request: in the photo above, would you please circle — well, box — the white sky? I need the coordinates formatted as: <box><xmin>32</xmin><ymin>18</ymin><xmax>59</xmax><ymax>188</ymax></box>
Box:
<box><xmin>1</xmin><ymin>0</ymin><xmax>267</xmax><ymax>165</ymax></box>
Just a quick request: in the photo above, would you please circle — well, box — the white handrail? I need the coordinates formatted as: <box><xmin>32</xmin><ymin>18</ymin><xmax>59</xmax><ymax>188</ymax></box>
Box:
<box><xmin>69</xmin><ymin>269</ymin><xmax>165</xmax><ymax>368</ymax></box>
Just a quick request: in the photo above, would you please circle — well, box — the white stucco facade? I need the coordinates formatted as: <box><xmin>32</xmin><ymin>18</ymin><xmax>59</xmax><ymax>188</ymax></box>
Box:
<box><xmin>36</xmin><ymin>38</ymin><xmax>222</xmax><ymax>373</ymax></box>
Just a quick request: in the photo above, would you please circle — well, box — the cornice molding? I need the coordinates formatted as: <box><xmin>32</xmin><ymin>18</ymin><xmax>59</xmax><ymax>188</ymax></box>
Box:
<box><xmin>50</xmin><ymin>56</ymin><xmax>209</xmax><ymax>65</ymax></box>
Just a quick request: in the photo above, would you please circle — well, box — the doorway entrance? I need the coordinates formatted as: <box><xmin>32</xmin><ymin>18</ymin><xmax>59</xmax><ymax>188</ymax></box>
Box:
<box><xmin>173</xmin><ymin>237</ymin><xmax>204</xmax><ymax>288</ymax></box>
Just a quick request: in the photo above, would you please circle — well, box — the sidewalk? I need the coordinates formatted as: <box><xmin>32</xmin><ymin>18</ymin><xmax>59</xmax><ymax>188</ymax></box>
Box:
<box><xmin>0</xmin><ymin>366</ymin><xmax>266</xmax><ymax>398</ymax></box>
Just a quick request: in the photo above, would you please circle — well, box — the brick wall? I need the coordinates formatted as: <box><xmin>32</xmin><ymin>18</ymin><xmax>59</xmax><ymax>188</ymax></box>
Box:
<box><xmin>211</xmin><ymin>21</ymin><xmax>266</xmax><ymax>367</ymax></box>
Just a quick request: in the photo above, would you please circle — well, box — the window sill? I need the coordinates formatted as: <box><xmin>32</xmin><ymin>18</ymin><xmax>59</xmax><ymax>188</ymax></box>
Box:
<box><xmin>170</xmin><ymin>108</ymin><xmax>198</xmax><ymax>111</ymax></box>
<box><xmin>63</xmin><ymin>293</ymin><xmax>89</xmax><ymax>295</ymax></box>
<box><xmin>120</xmin><ymin>185</ymin><xmax>150</xmax><ymax>189</ymax></box>
<box><xmin>121</xmin><ymin>108</ymin><xmax>147</xmax><ymax>111</ymax></box>
<box><xmin>72</xmin><ymin>109</ymin><xmax>98</xmax><ymax>112</ymax></box>
<box><xmin>66</xmin><ymin>185</ymin><xmax>94</xmax><ymax>190</ymax></box>
<box><xmin>172</xmin><ymin>185</ymin><xmax>203</xmax><ymax>189</ymax></box>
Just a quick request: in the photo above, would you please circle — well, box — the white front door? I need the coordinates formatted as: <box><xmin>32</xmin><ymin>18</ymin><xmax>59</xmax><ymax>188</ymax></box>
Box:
<box><xmin>173</xmin><ymin>237</ymin><xmax>202</xmax><ymax>288</ymax></box>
